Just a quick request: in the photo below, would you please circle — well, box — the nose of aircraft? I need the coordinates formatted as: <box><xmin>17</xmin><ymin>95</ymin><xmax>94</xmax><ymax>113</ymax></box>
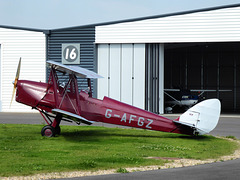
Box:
<box><xmin>10</xmin><ymin>58</ymin><xmax>21</xmax><ymax>106</ymax></box>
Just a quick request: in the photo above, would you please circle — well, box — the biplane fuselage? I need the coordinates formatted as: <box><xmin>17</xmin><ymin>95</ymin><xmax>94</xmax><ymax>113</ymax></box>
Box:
<box><xmin>16</xmin><ymin>79</ymin><xmax>192</xmax><ymax>135</ymax></box>
<box><xmin>13</xmin><ymin>60</ymin><xmax>221</xmax><ymax>137</ymax></box>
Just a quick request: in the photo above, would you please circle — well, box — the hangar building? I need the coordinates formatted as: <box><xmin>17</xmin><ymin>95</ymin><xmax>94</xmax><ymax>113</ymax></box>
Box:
<box><xmin>94</xmin><ymin>4</ymin><xmax>240</xmax><ymax>114</ymax></box>
<box><xmin>0</xmin><ymin>26</ymin><xmax>46</xmax><ymax>112</ymax></box>
<box><xmin>1</xmin><ymin>4</ymin><xmax>240</xmax><ymax>113</ymax></box>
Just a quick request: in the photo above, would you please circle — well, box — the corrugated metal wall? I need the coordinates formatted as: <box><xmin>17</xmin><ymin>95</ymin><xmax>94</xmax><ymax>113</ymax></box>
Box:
<box><xmin>0</xmin><ymin>44</ymin><xmax>1</xmax><ymax>111</ymax></box>
<box><xmin>96</xmin><ymin>6</ymin><xmax>240</xmax><ymax>43</ymax></box>
<box><xmin>46</xmin><ymin>26</ymin><xmax>97</xmax><ymax>96</ymax></box>
<box><xmin>0</xmin><ymin>27</ymin><xmax>46</xmax><ymax>112</ymax></box>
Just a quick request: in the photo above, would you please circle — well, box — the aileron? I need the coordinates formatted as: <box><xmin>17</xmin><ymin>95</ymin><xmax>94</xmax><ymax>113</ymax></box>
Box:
<box><xmin>52</xmin><ymin>109</ymin><xmax>93</xmax><ymax>125</ymax></box>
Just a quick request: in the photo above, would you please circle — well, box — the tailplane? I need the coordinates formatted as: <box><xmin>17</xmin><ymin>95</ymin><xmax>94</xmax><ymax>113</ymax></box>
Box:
<box><xmin>174</xmin><ymin>99</ymin><xmax>221</xmax><ymax>135</ymax></box>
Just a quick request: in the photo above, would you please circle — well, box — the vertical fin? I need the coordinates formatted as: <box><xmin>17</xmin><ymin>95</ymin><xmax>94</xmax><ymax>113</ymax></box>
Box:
<box><xmin>178</xmin><ymin>99</ymin><xmax>221</xmax><ymax>135</ymax></box>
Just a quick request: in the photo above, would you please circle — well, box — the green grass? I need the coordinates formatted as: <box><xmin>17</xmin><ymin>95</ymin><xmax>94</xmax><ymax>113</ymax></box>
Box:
<box><xmin>225</xmin><ymin>135</ymin><xmax>237</xmax><ymax>140</ymax></box>
<box><xmin>116</xmin><ymin>167</ymin><xmax>129</xmax><ymax>173</ymax></box>
<box><xmin>0</xmin><ymin>124</ymin><xmax>238</xmax><ymax>177</ymax></box>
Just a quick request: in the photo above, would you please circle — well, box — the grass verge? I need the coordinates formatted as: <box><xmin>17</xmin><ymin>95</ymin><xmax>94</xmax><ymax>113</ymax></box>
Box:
<box><xmin>0</xmin><ymin>124</ymin><xmax>238</xmax><ymax>177</ymax></box>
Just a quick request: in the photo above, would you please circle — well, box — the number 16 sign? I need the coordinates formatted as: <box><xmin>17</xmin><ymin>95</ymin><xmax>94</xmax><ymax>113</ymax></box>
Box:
<box><xmin>62</xmin><ymin>44</ymin><xmax>80</xmax><ymax>64</ymax></box>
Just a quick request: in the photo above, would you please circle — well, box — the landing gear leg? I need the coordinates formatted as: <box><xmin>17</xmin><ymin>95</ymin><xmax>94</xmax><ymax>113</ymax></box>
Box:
<box><xmin>55</xmin><ymin>125</ymin><xmax>61</xmax><ymax>135</ymax></box>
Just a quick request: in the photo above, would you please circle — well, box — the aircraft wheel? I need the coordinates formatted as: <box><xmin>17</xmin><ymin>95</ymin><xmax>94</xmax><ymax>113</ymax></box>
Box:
<box><xmin>41</xmin><ymin>125</ymin><xmax>55</xmax><ymax>137</ymax></box>
<box><xmin>55</xmin><ymin>126</ymin><xmax>61</xmax><ymax>135</ymax></box>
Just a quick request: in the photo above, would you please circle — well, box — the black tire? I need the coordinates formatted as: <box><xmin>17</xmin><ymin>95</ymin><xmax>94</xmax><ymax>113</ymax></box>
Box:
<box><xmin>41</xmin><ymin>125</ymin><xmax>55</xmax><ymax>137</ymax></box>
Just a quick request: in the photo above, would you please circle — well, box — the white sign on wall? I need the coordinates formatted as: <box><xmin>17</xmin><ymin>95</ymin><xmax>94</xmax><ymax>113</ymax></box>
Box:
<box><xmin>62</xmin><ymin>44</ymin><xmax>80</xmax><ymax>64</ymax></box>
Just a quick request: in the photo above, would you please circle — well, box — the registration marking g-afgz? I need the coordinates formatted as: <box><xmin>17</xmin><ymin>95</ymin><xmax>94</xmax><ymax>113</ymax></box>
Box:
<box><xmin>105</xmin><ymin>109</ymin><xmax>153</xmax><ymax>129</ymax></box>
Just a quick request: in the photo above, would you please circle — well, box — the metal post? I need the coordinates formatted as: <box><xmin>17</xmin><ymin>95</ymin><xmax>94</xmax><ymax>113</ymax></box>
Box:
<box><xmin>72</xmin><ymin>74</ymin><xmax>81</xmax><ymax>115</ymax></box>
<box><xmin>51</xmin><ymin>68</ymin><xmax>60</xmax><ymax>108</ymax></box>
<box><xmin>158</xmin><ymin>44</ymin><xmax>164</xmax><ymax>114</ymax></box>
<box><xmin>145</xmin><ymin>44</ymin><xmax>149</xmax><ymax>111</ymax></box>
<box><xmin>234</xmin><ymin>58</ymin><xmax>237</xmax><ymax>111</ymax></box>
<box><xmin>201</xmin><ymin>49</ymin><xmax>204</xmax><ymax>89</ymax></box>
<box><xmin>87</xmin><ymin>78</ymin><xmax>92</xmax><ymax>97</ymax></box>
<box><xmin>185</xmin><ymin>49</ymin><xmax>188</xmax><ymax>89</ymax></box>
<box><xmin>217</xmin><ymin>52</ymin><xmax>220</xmax><ymax>98</ymax></box>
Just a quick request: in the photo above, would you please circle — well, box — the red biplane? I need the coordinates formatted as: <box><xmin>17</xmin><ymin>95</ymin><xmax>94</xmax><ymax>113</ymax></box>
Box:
<box><xmin>12</xmin><ymin>59</ymin><xmax>221</xmax><ymax>137</ymax></box>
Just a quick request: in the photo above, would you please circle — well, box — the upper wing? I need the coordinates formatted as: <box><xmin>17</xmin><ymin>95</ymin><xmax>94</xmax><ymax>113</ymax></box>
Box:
<box><xmin>47</xmin><ymin>60</ymin><xmax>103</xmax><ymax>79</ymax></box>
<box><xmin>190</xmin><ymin>89</ymin><xmax>217</xmax><ymax>92</ymax></box>
<box><xmin>190</xmin><ymin>89</ymin><xmax>231</xmax><ymax>92</ymax></box>
<box><xmin>164</xmin><ymin>89</ymin><xmax>180</xmax><ymax>92</ymax></box>
<box><xmin>165</xmin><ymin>89</ymin><xmax>231</xmax><ymax>92</ymax></box>
<box><xmin>52</xmin><ymin>109</ymin><xmax>94</xmax><ymax>125</ymax></box>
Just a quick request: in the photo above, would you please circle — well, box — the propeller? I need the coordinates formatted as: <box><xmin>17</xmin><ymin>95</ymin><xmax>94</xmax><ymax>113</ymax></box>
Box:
<box><xmin>10</xmin><ymin>58</ymin><xmax>21</xmax><ymax>106</ymax></box>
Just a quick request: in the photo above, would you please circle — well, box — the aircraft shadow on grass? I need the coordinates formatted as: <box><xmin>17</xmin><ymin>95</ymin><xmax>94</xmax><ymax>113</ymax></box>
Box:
<box><xmin>60</xmin><ymin>128</ymin><xmax>209</xmax><ymax>142</ymax></box>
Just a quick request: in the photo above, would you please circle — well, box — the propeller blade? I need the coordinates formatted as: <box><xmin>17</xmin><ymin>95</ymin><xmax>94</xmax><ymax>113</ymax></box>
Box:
<box><xmin>10</xmin><ymin>58</ymin><xmax>21</xmax><ymax>106</ymax></box>
<box><xmin>10</xmin><ymin>88</ymin><xmax>16</xmax><ymax>107</ymax></box>
<box><xmin>14</xmin><ymin>57</ymin><xmax>21</xmax><ymax>88</ymax></box>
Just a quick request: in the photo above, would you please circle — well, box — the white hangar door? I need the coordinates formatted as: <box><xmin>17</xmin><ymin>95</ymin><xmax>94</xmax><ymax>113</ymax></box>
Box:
<box><xmin>145</xmin><ymin>44</ymin><xmax>164</xmax><ymax>114</ymax></box>
<box><xmin>97</xmin><ymin>44</ymin><xmax>145</xmax><ymax>109</ymax></box>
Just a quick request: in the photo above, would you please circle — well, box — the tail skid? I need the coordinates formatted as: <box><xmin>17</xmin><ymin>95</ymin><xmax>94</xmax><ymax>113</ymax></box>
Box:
<box><xmin>174</xmin><ymin>99</ymin><xmax>221</xmax><ymax>135</ymax></box>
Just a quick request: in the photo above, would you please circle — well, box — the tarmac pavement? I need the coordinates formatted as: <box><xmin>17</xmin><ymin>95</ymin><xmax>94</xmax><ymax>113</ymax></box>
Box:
<box><xmin>0</xmin><ymin>112</ymin><xmax>240</xmax><ymax>179</ymax></box>
<box><xmin>64</xmin><ymin>159</ymin><xmax>240</xmax><ymax>180</ymax></box>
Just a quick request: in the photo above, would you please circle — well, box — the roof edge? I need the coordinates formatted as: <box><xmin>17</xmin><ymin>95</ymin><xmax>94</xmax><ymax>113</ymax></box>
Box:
<box><xmin>0</xmin><ymin>25</ymin><xmax>47</xmax><ymax>33</ymax></box>
<box><xmin>50</xmin><ymin>3</ymin><xmax>240</xmax><ymax>31</ymax></box>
